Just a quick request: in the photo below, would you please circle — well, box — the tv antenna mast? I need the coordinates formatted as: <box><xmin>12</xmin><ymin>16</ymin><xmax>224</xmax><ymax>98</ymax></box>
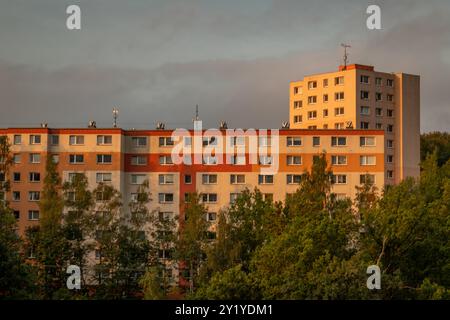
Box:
<box><xmin>341</xmin><ymin>43</ymin><xmax>351</xmax><ymax>69</ymax></box>
<box><xmin>112</xmin><ymin>107</ymin><xmax>119</xmax><ymax>128</ymax></box>
<box><xmin>193</xmin><ymin>104</ymin><xmax>200</xmax><ymax>122</ymax></box>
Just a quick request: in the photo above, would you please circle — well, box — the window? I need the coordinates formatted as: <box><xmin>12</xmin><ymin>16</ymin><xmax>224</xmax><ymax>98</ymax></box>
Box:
<box><xmin>360</xmin><ymin>174</ymin><xmax>375</xmax><ymax>184</ymax></box>
<box><xmin>69</xmin><ymin>154</ymin><xmax>83</xmax><ymax>164</ymax></box>
<box><xmin>202</xmin><ymin>136</ymin><xmax>217</xmax><ymax>146</ymax></box>
<box><xmin>335</xmin><ymin>92</ymin><xmax>345</xmax><ymax>101</ymax></box>
<box><xmin>323</xmin><ymin>79</ymin><xmax>329</xmax><ymax>87</ymax></box>
<box><xmin>29</xmin><ymin>135</ymin><xmax>41</xmax><ymax>145</ymax></box>
<box><xmin>323</xmin><ymin>109</ymin><xmax>329</xmax><ymax>117</ymax></box>
<box><xmin>131</xmin><ymin>155</ymin><xmax>147</xmax><ymax>165</ymax></box>
<box><xmin>51</xmin><ymin>154</ymin><xmax>59</xmax><ymax>164</ymax></box>
<box><xmin>287</xmin><ymin>136</ymin><xmax>302</xmax><ymax>146</ymax></box>
<box><xmin>97</xmin><ymin>154</ymin><xmax>112</xmax><ymax>164</ymax></box>
<box><xmin>308</xmin><ymin>81</ymin><xmax>317</xmax><ymax>89</ymax></box>
<box><xmin>387</xmin><ymin>170</ymin><xmax>394</xmax><ymax>179</ymax></box>
<box><xmin>312</xmin><ymin>136</ymin><xmax>320</xmax><ymax>146</ymax></box>
<box><xmin>97</xmin><ymin>135</ymin><xmax>112</xmax><ymax>145</ymax></box>
<box><xmin>360</xmin><ymin>91</ymin><xmax>370</xmax><ymax>100</ymax></box>
<box><xmin>12</xmin><ymin>191</ymin><xmax>20</xmax><ymax>201</ymax></box>
<box><xmin>387</xmin><ymin>140</ymin><xmax>394</xmax><ymax>148</ymax></box>
<box><xmin>159</xmin><ymin>155</ymin><xmax>173</xmax><ymax>165</ymax></box>
<box><xmin>263</xmin><ymin>193</ymin><xmax>273</xmax><ymax>202</ymax></box>
<box><xmin>159</xmin><ymin>137</ymin><xmax>174</xmax><ymax>147</ymax></box>
<box><xmin>386</xmin><ymin>79</ymin><xmax>394</xmax><ymax>87</ymax></box>
<box><xmin>0</xmin><ymin>191</ymin><xmax>4</xmax><ymax>202</ymax></box>
<box><xmin>258</xmin><ymin>175</ymin><xmax>274</xmax><ymax>184</ymax></box>
<box><xmin>14</xmin><ymin>135</ymin><xmax>21</xmax><ymax>145</ymax></box>
<box><xmin>323</xmin><ymin>94</ymin><xmax>329</xmax><ymax>103</ymax></box>
<box><xmin>0</xmin><ymin>172</ymin><xmax>4</xmax><ymax>182</ymax></box>
<box><xmin>376</xmin><ymin>123</ymin><xmax>383</xmax><ymax>129</ymax></box>
<box><xmin>360</xmin><ymin>75</ymin><xmax>370</xmax><ymax>84</ymax></box>
<box><xmin>29</xmin><ymin>172</ymin><xmax>40</xmax><ymax>182</ymax></box>
<box><xmin>206</xmin><ymin>212</ymin><xmax>217</xmax><ymax>222</ymax></box>
<box><xmin>387</xmin><ymin>109</ymin><xmax>394</xmax><ymax>117</ymax></box>
<box><xmin>375</xmin><ymin>108</ymin><xmax>382</xmax><ymax>117</ymax></box>
<box><xmin>375</xmin><ymin>92</ymin><xmax>382</xmax><ymax>101</ymax></box>
<box><xmin>387</xmin><ymin>124</ymin><xmax>394</xmax><ymax>133</ymax></box>
<box><xmin>96</xmin><ymin>192</ymin><xmax>111</xmax><ymax>202</ymax></box>
<box><xmin>202</xmin><ymin>193</ymin><xmax>217</xmax><ymax>203</ymax></box>
<box><xmin>286</xmin><ymin>174</ymin><xmax>302</xmax><ymax>185</ymax></box>
<box><xmin>203</xmin><ymin>155</ymin><xmax>217</xmax><ymax>165</ymax></box>
<box><xmin>68</xmin><ymin>172</ymin><xmax>83</xmax><ymax>182</ymax></box>
<box><xmin>293</xmin><ymin>115</ymin><xmax>302</xmax><ymax>123</ymax></box>
<box><xmin>387</xmin><ymin>94</ymin><xmax>394</xmax><ymax>102</ymax></box>
<box><xmin>258</xmin><ymin>136</ymin><xmax>271</xmax><ymax>147</ymax></box>
<box><xmin>14</xmin><ymin>211</ymin><xmax>20</xmax><ymax>219</ymax></box>
<box><xmin>360</xmin><ymin>106</ymin><xmax>370</xmax><ymax>115</ymax></box>
<box><xmin>131</xmin><ymin>174</ymin><xmax>147</xmax><ymax>185</ymax></box>
<box><xmin>202</xmin><ymin>174</ymin><xmax>217</xmax><ymax>184</ymax></box>
<box><xmin>259</xmin><ymin>155</ymin><xmax>272</xmax><ymax>165</ymax></box>
<box><xmin>360</xmin><ymin>136</ymin><xmax>376</xmax><ymax>146</ymax></box>
<box><xmin>159</xmin><ymin>174</ymin><xmax>174</xmax><ymax>185</ymax></box>
<box><xmin>375</xmin><ymin>77</ymin><xmax>382</xmax><ymax>86</ymax></box>
<box><xmin>28</xmin><ymin>210</ymin><xmax>39</xmax><ymax>221</ymax></box>
<box><xmin>308</xmin><ymin>126</ymin><xmax>317</xmax><ymax>129</ymax></box>
<box><xmin>334</xmin><ymin>123</ymin><xmax>344</xmax><ymax>129</ymax></box>
<box><xmin>158</xmin><ymin>211</ymin><xmax>173</xmax><ymax>221</ymax></box>
<box><xmin>230</xmin><ymin>155</ymin><xmax>246</xmax><ymax>165</ymax></box>
<box><xmin>287</xmin><ymin>155</ymin><xmax>302</xmax><ymax>165</ymax></box>
<box><xmin>29</xmin><ymin>153</ymin><xmax>41</xmax><ymax>164</ymax></box>
<box><xmin>335</xmin><ymin>76</ymin><xmax>344</xmax><ymax>85</ymax></box>
<box><xmin>307</xmin><ymin>96</ymin><xmax>317</xmax><ymax>104</ymax></box>
<box><xmin>331</xmin><ymin>174</ymin><xmax>347</xmax><ymax>184</ymax></box>
<box><xmin>69</xmin><ymin>135</ymin><xmax>84</xmax><ymax>145</ymax></box>
<box><xmin>230</xmin><ymin>174</ymin><xmax>245</xmax><ymax>184</ymax></box>
<box><xmin>293</xmin><ymin>100</ymin><xmax>303</xmax><ymax>109</ymax></box>
<box><xmin>308</xmin><ymin>111</ymin><xmax>317</xmax><ymax>119</ymax></box>
<box><xmin>387</xmin><ymin>155</ymin><xmax>394</xmax><ymax>163</ymax></box>
<box><xmin>13</xmin><ymin>172</ymin><xmax>20</xmax><ymax>182</ymax></box>
<box><xmin>293</xmin><ymin>86</ymin><xmax>302</xmax><ymax>94</ymax></box>
<box><xmin>13</xmin><ymin>154</ymin><xmax>21</xmax><ymax>164</ymax></box>
<box><xmin>47</xmin><ymin>135</ymin><xmax>58</xmax><ymax>146</ymax></box>
<box><xmin>360</xmin><ymin>122</ymin><xmax>369</xmax><ymax>129</ymax></box>
<box><xmin>184</xmin><ymin>136</ymin><xmax>192</xmax><ymax>146</ymax></box>
<box><xmin>28</xmin><ymin>191</ymin><xmax>40</xmax><ymax>201</ymax></box>
<box><xmin>334</xmin><ymin>107</ymin><xmax>344</xmax><ymax>116</ymax></box>
<box><xmin>331</xmin><ymin>155</ymin><xmax>347</xmax><ymax>165</ymax></box>
<box><xmin>331</xmin><ymin>136</ymin><xmax>347</xmax><ymax>146</ymax></box>
<box><xmin>184</xmin><ymin>175</ymin><xmax>192</xmax><ymax>184</ymax></box>
<box><xmin>96</xmin><ymin>173</ymin><xmax>112</xmax><ymax>183</ymax></box>
<box><xmin>360</xmin><ymin>155</ymin><xmax>376</xmax><ymax>165</ymax></box>
<box><xmin>158</xmin><ymin>193</ymin><xmax>174</xmax><ymax>203</ymax></box>
<box><xmin>131</xmin><ymin>137</ymin><xmax>147</xmax><ymax>147</ymax></box>
<box><xmin>230</xmin><ymin>193</ymin><xmax>240</xmax><ymax>204</ymax></box>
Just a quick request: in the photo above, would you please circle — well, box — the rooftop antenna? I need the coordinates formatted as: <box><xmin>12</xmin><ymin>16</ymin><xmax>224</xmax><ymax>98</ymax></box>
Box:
<box><xmin>112</xmin><ymin>108</ymin><xmax>119</xmax><ymax>128</ymax></box>
<box><xmin>193</xmin><ymin>104</ymin><xmax>200</xmax><ymax>122</ymax></box>
<box><xmin>341</xmin><ymin>43</ymin><xmax>351</xmax><ymax>69</ymax></box>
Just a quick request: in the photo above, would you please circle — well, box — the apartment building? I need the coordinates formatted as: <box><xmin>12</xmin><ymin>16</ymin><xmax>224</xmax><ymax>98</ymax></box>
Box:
<box><xmin>0</xmin><ymin>127</ymin><xmax>385</xmax><ymax>237</ymax></box>
<box><xmin>289</xmin><ymin>64</ymin><xmax>420</xmax><ymax>184</ymax></box>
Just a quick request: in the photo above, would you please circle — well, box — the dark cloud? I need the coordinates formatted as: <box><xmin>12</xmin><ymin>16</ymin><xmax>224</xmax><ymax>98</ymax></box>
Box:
<box><xmin>0</xmin><ymin>1</ymin><xmax>449</xmax><ymax>132</ymax></box>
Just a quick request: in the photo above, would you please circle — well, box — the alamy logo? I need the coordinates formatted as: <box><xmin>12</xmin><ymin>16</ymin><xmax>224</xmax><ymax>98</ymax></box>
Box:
<box><xmin>366</xmin><ymin>5</ymin><xmax>381</xmax><ymax>30</ymax></box>
<box><xmin>366</xmin><ymin>265</ymin><xmax>381</xmax><ymax>290</ymax></box>
<box><xmin>66</xmin><ymin>265</ymin><xmax>81</xmax><ymax>290</ymax></box>
<box><xmin>66</xmin><ymin>5</ymin><xmax>81</xmax><ymax>30</ymax></box>
<box><xmin>171</xmin><ymin>121</ymin><xmax>280</xmax><ymax>174</ymax></box>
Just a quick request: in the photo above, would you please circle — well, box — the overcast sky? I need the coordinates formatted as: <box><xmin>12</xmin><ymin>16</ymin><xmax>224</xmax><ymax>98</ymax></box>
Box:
<box><xmin>0</xmin><ymin>0</ymin><xmax>449</xmax><ymax>132</ymax></box>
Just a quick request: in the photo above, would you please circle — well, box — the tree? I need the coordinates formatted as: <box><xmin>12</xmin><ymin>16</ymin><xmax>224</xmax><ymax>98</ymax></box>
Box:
<box><xmin>421</xmin><ymin>131</ymin><xmax>450</xmax><ymax>167</ymax></box>
<box><xmin>62</xmin><ymin>172</ymin><xmax>95</xmax><ymax>292</ymax></box>
<box><xmin>175</xmin><ymin>193</ymin><xmax>209</xmax><ymax>294</ymax></box>
<box><xmin>33</xmin><ymin>156</ymin><xmax>69</xmax><ymax>299</ymax></box>
<box><xmin>0</xmin><ymin>136</ymin><xmax>37</xmax><ymax>299</ymax></box>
